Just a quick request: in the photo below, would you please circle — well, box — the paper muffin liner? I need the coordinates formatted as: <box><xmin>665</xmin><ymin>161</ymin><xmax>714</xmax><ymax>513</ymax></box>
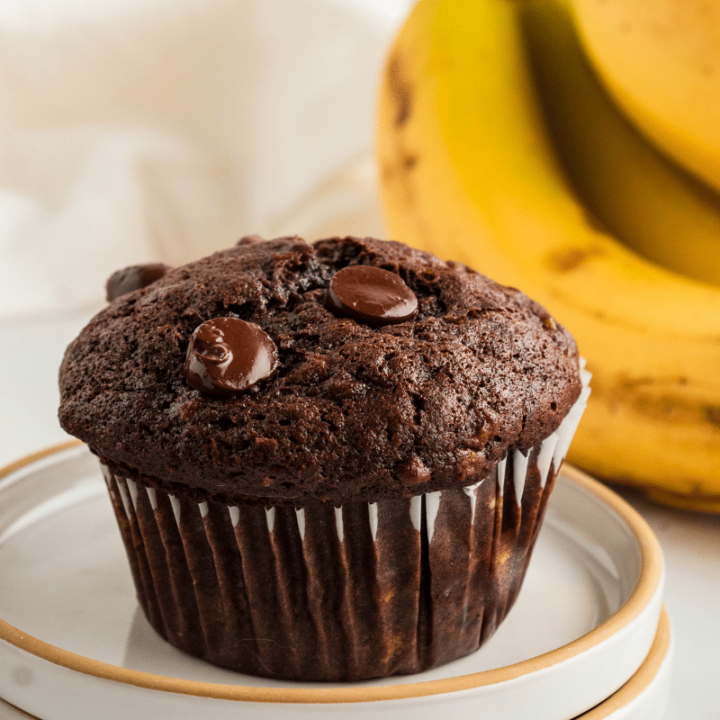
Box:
<box><xmin>101</xmin><ymin>364</ymin><xmax>590</xmax><ymax>681</ymax></box>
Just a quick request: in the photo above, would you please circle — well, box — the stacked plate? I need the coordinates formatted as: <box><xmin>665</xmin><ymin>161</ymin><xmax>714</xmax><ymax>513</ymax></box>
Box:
<box><xmin>0</xmin><ymin>443</ymin><xmax>671</xmax><ymax>720</ymax></box>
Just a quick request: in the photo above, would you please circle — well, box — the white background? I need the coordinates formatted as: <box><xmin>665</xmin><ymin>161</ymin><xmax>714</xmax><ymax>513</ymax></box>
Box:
<box><xmin>0</xmin><ymin>0</ymin><xmax>718</xmax><ymax>718</ymax></box>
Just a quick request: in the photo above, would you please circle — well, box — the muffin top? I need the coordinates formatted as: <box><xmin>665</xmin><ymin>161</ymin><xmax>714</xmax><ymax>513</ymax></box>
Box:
<box><xmin>59</xmin><ymin>236</ymin><xmax>581</xmax><ymax>505</ymax></box>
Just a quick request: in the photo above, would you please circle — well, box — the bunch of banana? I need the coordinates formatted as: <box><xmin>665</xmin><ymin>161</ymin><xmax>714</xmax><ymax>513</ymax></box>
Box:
<box><xmin>377</xmin><ymin>0</ymin><xmax>720</xmax><ymax>512</ymax></box>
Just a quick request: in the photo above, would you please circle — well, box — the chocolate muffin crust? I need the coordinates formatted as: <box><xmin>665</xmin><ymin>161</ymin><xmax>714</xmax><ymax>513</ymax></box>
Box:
<box><xmin>59</xmin><ymin>236</ymin><xmax>581</xmax><ymax>505</ymax></box>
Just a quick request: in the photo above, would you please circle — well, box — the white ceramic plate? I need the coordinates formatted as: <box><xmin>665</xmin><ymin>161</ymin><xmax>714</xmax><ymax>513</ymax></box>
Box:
<box><xmin>0</xmin><ymin>607</ymin><xmax>673</xmax><ymax>720</ymax></box>
<box><xmin>0</xmin><ymin>443</ymin><xmax>665</xmax><ymax>720</ymax></box>
<box><xmin>577</xmin><ymin>606</ymin><xmax>672</xmax><ymax>720</ymax></box>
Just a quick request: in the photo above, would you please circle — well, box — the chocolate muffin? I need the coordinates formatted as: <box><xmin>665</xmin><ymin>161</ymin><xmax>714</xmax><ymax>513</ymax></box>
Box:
<box><xmin>58</xmin><ymin>235</ymin><xmax>588</xmax><ymax>681</ymax></box>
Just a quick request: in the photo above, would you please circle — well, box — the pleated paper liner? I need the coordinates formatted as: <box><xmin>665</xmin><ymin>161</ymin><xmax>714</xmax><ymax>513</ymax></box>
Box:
<box><xmin>102</xmin><ymin>363</ymin><xmax>590</xmax><ymax>681</ymax></box>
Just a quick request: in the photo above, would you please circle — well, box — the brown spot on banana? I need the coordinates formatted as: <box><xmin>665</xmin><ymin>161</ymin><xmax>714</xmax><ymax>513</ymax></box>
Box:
<box><xmin>387</xmin><ymin>51</ymin><xmax>414</xmax><ymax>129</ymax></box>
<box><xmin>402</xmin><ymin>154</ymin><xmax>418</xmax><ymax>170</ymax></box>
<box><xmin>381</xmin><ymin>150</ymin><xmax>418</xmax><ymax>213</ymax></box>
<box><xmin>645</xmin><ymin>486</ymin><xmax>720</xmax><ymax>513</ymax></box>
<box><xmin>591</xmin><ymin>469</ymin><xmax>720</xmax><ymax>512</ymax></box>
<box><xmin>595</xmin><ymin>375</ymin><xmax>720</xmax><ymax>431</ymax></box>
<box><xmin>380</xmin><ymin>111</ymin><xmax>421</xmax><ymax>215</ymax></box>
<box><xmin>546</xmin><ymin>245</ymin><xmax>605</xmax><ymax>273</ymax></box>
<box><xmin>704</xmin><ymin>406</ymin><xmax>720</xmax><ymax>429</ymax></box>
<box><xmin>618</xmin><ymin>375</ymin><xmax>689</xmax><ymax>389</ymax></box>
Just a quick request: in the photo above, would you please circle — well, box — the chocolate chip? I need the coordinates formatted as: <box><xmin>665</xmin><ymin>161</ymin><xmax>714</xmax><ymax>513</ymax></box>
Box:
<box><xmin>106</xmin><ymin>263</ymin><xmax>171</xmax><ymax>301</ymax></box>
<box><xmin>324</xmin><ymin>265</ymin><xmax>418</xmax><ymax>326</ymax></box>
<box><xmin>184</xmin><ymin>317</ymin><xmax>279</xmax><ymax>396</ymax></box>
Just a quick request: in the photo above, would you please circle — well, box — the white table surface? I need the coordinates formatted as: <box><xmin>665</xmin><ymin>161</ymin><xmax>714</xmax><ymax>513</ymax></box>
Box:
<box><xmin>1</xmin><ymin>308</ymin><xmax>718</xmax><ymax>719</ymax></box>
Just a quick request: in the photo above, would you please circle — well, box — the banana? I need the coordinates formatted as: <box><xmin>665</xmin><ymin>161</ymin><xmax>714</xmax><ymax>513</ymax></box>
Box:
<box><xmin>569</xmin><ymin>0</ymin><xmax>720</xmax><ymax>199</ymax></box>
<box><xmin>377</xmin><ymin>0</ymin><xmax>720</xmax><ymax>512</ymax></box>
<box><xmin>520</xmin><ymin>0</ymin><xmax>720</xmax><ymax>287</ymax></box>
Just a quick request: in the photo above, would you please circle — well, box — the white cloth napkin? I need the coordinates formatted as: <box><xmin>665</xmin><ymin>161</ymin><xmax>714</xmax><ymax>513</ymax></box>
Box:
<box><xmin>0</xmin><ymin>0</ymin><xmax>411</xmax><ymax>317</ymax></box>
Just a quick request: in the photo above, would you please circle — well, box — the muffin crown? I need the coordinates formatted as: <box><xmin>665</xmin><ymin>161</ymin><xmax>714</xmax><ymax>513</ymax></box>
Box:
<box><xmin>59</xmin><ymin>236</ymin><xmax>581</xmax><ymax>505</ymax></box>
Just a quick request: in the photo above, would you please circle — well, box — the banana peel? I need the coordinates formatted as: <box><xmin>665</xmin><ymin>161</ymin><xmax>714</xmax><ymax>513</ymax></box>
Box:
<box><xmin>377</xmin><ymin>0</ymin><xmax>720</xmax><ymax>512</ymax></box>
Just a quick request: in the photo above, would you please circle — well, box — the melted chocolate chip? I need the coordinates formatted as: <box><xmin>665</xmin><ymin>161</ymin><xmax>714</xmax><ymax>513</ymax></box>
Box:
<box><xmin>106</xmin><ymin>263</ymin><xmax>171</xmax><ymax>301</ymax></box>
<box><xmin>324</xmin><ymin>265</ymin><xmax>418</xmax><ymax>326</ymax></box>
<box><xmin>184</xmin><ymin>317</ymin><xmax>279</xmax><ymax>396</ymax></box>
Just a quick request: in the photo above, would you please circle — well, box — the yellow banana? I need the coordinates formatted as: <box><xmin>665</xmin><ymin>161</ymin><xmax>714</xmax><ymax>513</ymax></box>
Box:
<box><xmin>520</xmin><ymin>0</ymin><xmax>720</xmax><ymax>287</ymax></box>
<box><xmin>377</xmin><ymin>0</ymin><xmax>720</xmax><ymax>512</ymax></box>
<box><xmin>570</xmin><ymin>0</ymin><xmax>720</xmax><ymax>199</ymax></box>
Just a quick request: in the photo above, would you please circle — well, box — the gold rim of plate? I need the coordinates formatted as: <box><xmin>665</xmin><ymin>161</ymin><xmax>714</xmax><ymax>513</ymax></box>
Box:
<box><xmin>576</xmin><ymin>606</ymin><xmax>671</xmax><ymax>719</ymax></box>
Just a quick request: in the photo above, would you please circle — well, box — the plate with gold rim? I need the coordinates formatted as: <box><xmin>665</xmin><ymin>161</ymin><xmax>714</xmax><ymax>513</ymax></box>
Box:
<box><xmin>0</xmin><ymin>443</ymin><xmax>666</xmax><ymax>720</ymax></box>
<box><xmin>0</xmin><ymin>607</ymin><xmax>672</xmax><ymax>720</ymax></box>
